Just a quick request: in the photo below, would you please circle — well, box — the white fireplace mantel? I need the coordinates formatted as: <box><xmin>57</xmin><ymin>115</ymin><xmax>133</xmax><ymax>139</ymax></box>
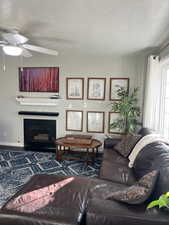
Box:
<box><xmin>16</xmin><ymin>97</ymin><xmax>63</xmax><ymax>106</ymax></box>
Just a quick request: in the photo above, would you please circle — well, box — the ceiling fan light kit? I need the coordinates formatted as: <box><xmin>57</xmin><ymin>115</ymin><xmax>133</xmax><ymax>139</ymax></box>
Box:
<box><xmin>3</xmin><ymin>45</ymin><xmax>23</xmax><ymax>56</ymax></box>
<box><xmin>0</xmin><ymin>29</ymin><xmax>59</xmax><ymax>57</ymax></box>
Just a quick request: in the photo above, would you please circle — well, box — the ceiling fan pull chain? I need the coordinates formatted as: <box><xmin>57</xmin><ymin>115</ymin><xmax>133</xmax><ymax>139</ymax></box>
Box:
<box><xmin>1</xmin><ymin>50</ymin><xmax>6</xmax><ymax>71</ymax></box>
<box><xmin>20</xmin><ymin>55</ymin><xmax>23</xmax><ymax>71</ymax></box>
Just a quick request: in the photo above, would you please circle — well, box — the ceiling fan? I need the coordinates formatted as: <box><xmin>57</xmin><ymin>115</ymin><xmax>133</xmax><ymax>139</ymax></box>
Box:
<box><xmin>0</xmin><ymin>30</ymin><xmax>59</xmax><ymax>57</ymax></box>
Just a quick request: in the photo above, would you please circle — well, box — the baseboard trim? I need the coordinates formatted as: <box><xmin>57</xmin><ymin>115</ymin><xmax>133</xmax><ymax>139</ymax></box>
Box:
<box><xmin>0</xmin><ymin>142</ymin><xmax>24</xmax><ymax>147</ymax></box>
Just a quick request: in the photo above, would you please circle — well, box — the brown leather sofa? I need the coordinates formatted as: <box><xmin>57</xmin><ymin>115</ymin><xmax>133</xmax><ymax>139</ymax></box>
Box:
<box><xmin>1</xmin><ymin>128</ymin><xmax>169</xmax><ymax>225</ymax></box>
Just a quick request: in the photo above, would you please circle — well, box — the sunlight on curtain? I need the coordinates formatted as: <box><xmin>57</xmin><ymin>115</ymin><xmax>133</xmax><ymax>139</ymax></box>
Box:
<box><xmin>159</xmin><ymin>62</ymin><xmax>169</xmax><ymax>138</ymax></box>
<box><xmin>143</xmin><ymin>55</ymin><xmax>161</xmax><ymax>132</ymax></box>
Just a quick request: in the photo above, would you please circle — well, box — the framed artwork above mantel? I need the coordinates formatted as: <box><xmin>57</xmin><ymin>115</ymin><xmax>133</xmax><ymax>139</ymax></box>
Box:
<box><xmin>19</xmin><ymin>67</ymin><xmax>59</xmax><ymax>93</ymax></box>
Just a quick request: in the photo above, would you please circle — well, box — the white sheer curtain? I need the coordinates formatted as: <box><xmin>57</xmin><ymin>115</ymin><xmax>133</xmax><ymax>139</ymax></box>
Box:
<box><xmin>159</xmin><ymin>58</ymin><xmax>169</xmax><ymax>138</ymax></box>
<box><xmin>143</xmin><ymin>55</ymin><xmax>162</xmax><ymax>132</ymax></box>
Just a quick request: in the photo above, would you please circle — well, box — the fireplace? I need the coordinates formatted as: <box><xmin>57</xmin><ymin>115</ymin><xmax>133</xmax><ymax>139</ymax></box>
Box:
<box><xmin>24</xmin><ymin>119</ymin><xmax>56</xmax><ymax>152</ymax></box>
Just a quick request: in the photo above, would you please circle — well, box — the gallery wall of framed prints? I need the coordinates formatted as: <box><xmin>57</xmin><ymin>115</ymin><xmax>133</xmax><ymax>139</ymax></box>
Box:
<box><xmin>65</xmin><ymin>76</ymin><xmax>129</xmax><ymax>134</ymax></box>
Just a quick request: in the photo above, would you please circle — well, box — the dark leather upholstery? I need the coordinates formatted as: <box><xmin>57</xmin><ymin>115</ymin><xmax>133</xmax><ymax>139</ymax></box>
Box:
<box><xmin>1</xmin><ymin>128</ymin><xmax>169</xmax><ymax>225</ymax></box>
<box><xmin>101</xmin><ymin>147</ymin><xmax>129</xmax><ymax>166</ymax></box>
<box><xmin>0</xmin><ymin>174</ymin><xmax>128</xmax><ymax>225</ymax></box>
<box><xmin>100</xmin><ymin>147</ymin><xmax>135</xmax><ymax>185</ymax></box>
<box><xmin>133</xmin><ymin>141</ymin><xmax>169</xmax><ymax>199</ymax></box>
<box><xmin>100</xmin><ymin>159</ymin><xmax>136</xmax><ymax>185</ymax></box>
<box><xmin>87</xmin><ymin>128</ymin><xmax>169</xmax><ymax>225</ymax></box>
<box><xmin>0</xmin><ymin>212</ymin><xmax>73</xmax><ymax>225</ymax></box>
<box><xmin>138</xmin><ymin>127</ymin><xmax>153</xmax><ymax>136</ymax></box>
<box><xmin>86</xmin><ymin>198</ymin><xmax>169</xmax><ymax>225</ymax></box>
<box><xmin>1</xmin><ymin>174</ymin><xmax>92</xmax><ymax>225</ymax></box>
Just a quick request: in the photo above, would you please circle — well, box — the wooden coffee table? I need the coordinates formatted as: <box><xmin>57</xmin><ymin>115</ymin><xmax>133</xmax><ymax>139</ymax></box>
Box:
<box><xmin>55</xmin><ymin>137</ymin><xmax>102</xmax><ymax>165</ymax></box>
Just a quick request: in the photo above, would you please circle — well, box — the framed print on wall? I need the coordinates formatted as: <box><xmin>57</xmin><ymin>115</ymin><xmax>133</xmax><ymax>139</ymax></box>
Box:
<box><xmin>108</xmin><ymin>112</ymin><xmax>125</xmax><ymax>134</ymax></box>
<box><xmin>109</xmin><ymin>78</ymin><xmax>129</xmax><ymax>101</ymax></box>
<box><xmin>87</xmin><ymin>78</ymin><xmax>106</xmax><ymax>100</ymax></box>
<box><xmin>87</xmin><ymin>111</ymin><xmax>105</xmax><ymax>133</ymax></box>
<box><xmin>66</xmin><ymin>78</ymin><xmax>84</xmax><ymax>100</ymax></box>
<box><xmin>66</xmin><ymin>110</ymin><xmax>83</xmax><ymax>131</ymax></box>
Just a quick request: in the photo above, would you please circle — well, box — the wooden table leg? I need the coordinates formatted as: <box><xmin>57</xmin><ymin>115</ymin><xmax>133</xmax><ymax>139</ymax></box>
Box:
<box><xmin>96</xmin><ymin>147</ymin><xmax>99</xmax><ymax>157</ymax></box>
<box><xmin>92</xmin><ymin>148</ymin><xmax>95</xmax><ymax>164</ymax></box>
<box><xmin>56</xmin><ymin>144</ymin><xmax>59</xmax><ymax>160</ymax></box>
<box><xmin>86</xmin><ymin>148</ymin><xmax>89</xmax><ymax>165</ymax></box>
<box><xmin>56</xmin><ymin>145</ymin><xmax>62</xmax><ymax>161</ymax></box>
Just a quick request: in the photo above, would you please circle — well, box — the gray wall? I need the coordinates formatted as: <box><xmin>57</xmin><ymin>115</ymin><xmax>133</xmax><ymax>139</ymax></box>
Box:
<box><xmin>0</xmin><ymin>54</ymin><xmax>146</xmax><ymax>147</ymax></box>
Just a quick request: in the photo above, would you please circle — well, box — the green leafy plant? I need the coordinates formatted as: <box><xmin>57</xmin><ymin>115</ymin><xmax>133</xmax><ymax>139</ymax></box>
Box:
<box><xmin>110</xmin><ymin>86</ymin><xmax>141</xmax><ymax>134</ymax></box>
<box><xmin>147</xmin><ymin>192</ymin><xmax>169</xmax><ymax>209</ymax></box>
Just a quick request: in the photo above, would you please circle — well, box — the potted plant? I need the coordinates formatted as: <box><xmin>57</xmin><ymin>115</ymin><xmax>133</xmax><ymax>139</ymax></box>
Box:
<box><xmin>147</xmin><ymin>192</ymin><xmax>169</xmax><ymax>210</ymax></box>
<box><xmin>110</xmin><ymin>86</ymin><xmax>141</xmax><ymax>134</ymax></box>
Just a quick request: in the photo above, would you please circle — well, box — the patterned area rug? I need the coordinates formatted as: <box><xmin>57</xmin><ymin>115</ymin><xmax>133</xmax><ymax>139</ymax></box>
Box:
<box><xmin>0</xmin><ymin>150</ymin><xmax>102</xmax><ymax>208</ymax></box>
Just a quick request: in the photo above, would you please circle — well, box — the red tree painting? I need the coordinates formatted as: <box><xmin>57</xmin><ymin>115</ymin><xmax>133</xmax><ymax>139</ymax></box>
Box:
<box><xmin>19</xmin><ymin>67</ymin><xmax>59</xmax><ymax>92</ymax></box>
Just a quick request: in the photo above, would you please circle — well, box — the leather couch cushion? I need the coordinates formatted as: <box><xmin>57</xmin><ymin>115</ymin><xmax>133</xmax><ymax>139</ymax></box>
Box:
<box><xmin>4</xmin><ymin>177</ymin><xmax>75</xmax><ymax>212</ymax></box>
<box><xmin>2</xmin><ymin>174</ymin><xmax>92</xmax><ymax>225</ymax></box>
<box><xmin>100</xmin><ymin>159</ymin><xmax>136</xmax><ymax>185</ymax></box>
<box><xmin>89</xmin><ymin>180</ymin><xmax>128</xmax><ymax>200</ymax></box>
<box><xmin>138</xmin><ymin>127</ymin><xmax>153</xmax><ymax>136</ymax></box>
<box><xmin>103</xmin><ymin>148</ymin><xmax>129</xmax><ymax>166</ymax></box>
<box><xmin>106</xmin><ymin>170</ymin><xmax>158</xmax><ymax>204</ymax></box>
<box><xmin>1</xmin><ymin>174</ymin><xmax>131</xmax><ymax>225</ymax></box>
<box><xmin>133</xmin><ymin>142</ymin><xmax>169</xmax><ymax>179</ymax></box>
<box><xmin>133</xmin><ymin>141</ymin><xmax>169</xmax><ymax>199</ymax></box>
<box><xmin>114</xmin><ymin>133</ymin><xmax>141</xmax><ymax>157</ymax></box>
<box><xmin>104</xmin><ymin>138</ymin><xmax>121</xmax><ymax>149</ymax></box>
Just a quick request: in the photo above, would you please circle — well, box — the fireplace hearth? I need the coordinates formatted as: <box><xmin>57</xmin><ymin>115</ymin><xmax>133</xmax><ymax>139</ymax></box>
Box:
<box><xmin>24</xmin><ymin>119</ymin><xmax>56</xmax><ymax>152</ymax></box>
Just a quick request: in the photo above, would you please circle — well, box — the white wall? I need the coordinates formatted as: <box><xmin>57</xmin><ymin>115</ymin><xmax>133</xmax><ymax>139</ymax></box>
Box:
<box><xmin>0</xmin><ymin>54</ymin><xmax>146</xmax><ymax>147</ymax></box>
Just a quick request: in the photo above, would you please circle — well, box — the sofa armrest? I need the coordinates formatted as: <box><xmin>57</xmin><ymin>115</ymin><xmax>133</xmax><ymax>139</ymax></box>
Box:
<box><xmin>86</xmin><ymin>198</ymin><xmax>169</xmax><ymax>225</ymax></box>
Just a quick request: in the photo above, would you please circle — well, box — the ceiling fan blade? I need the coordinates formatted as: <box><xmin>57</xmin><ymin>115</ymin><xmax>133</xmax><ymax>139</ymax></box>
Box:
<box><xmin>2</xmin><ymin>33</ymin><xmax>28</xmax><ymax>45</ymax></box>
<box><xmin>22</xmin><ymin>44</ymin><xmax>59</xmax><ymax>56</ymax></box>
<box><xmin>0</xmin><ymin>40</ymin><xmax>7</xmax><ymax>46</ymax></box>
<box><xmin>21</xmin><ymin>48</ymin><xmax>32</xmax><ymax>57</ymax></box>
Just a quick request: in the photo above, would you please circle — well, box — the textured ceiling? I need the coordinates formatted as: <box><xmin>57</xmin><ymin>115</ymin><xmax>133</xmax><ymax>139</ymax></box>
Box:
<box><xmin>0</xmin><ymin>0</ymin><xmax>169</xmax><ymax>56</ymax></box>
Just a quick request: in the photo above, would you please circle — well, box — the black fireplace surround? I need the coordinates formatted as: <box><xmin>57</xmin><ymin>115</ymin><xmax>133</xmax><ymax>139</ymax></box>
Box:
<box><xmin>24</xmin><ymin>119</ymin><xmax>56</xmax><ymax>152</ymax></box>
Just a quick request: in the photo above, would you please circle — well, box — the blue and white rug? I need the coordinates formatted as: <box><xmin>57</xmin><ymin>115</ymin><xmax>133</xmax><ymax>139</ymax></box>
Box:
<box><xmin>0</xmin><ymin>150</ymin><xmax>102</xmax><ymax>207</ymax></box>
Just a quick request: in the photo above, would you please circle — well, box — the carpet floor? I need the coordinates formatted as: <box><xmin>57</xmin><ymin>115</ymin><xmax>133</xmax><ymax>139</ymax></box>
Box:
<box><xmin>0</xmin><ymin>149</ymin><xmax>102</xmax><ymax>208</ymax></box>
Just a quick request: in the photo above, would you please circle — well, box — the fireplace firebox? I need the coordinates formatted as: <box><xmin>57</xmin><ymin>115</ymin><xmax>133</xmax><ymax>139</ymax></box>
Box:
<box><xmin>24</xmin><ymin>119</ymin><xmax>56</xmax><ymax>152</ymax></box>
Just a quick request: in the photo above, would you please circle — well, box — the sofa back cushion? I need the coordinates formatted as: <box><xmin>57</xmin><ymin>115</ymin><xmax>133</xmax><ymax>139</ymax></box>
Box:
<box><xmin>114</xmin><ymin>133</ymin><xmax>141</xmax><ymax>157</ymax></box>
<box><xmin>138</xmin><ymin>127</ymin><xmax>153</xmax><ymax>136</ymax></box>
